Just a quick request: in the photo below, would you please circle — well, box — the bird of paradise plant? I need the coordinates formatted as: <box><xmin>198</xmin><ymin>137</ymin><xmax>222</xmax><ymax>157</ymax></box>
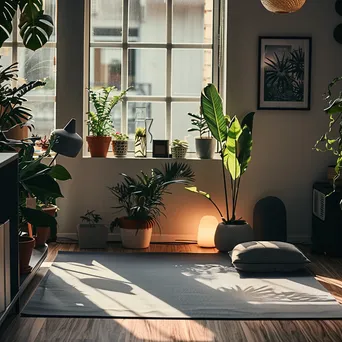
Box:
<box><xmin>186</xmin><ymin>84</ymin><xmax>255</xmax><ymax>224</ymax></box>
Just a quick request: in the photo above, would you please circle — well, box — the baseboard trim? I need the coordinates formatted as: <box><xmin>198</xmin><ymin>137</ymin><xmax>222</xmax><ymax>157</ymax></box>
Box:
<box><xmin>58</xmin><ymin>233</ymin><xmax>197</xmax><ymax>243</ymax></box>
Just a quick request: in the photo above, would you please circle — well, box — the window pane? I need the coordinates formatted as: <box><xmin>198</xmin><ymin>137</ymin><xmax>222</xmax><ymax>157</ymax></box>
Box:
<box><xmin>172</xmin><ymin>102</ymin><xmax>201</xmax><ymax>153</ymax></box>
<box><xmin>27</xmin><ymin>100</ymin><xmax>55</xmax><ymax>137</ymax></box>
<box><xmin>90</xmin><ymin>47</ymin><xmax>122</xmax><ymax>90</ymax></box>
<box><xmin>18</xmin><ymin>48</ymin><xmax>56</xmax><ymax>96</ymax></box>
<box><xmin>172</xmin><ymin>49</ymin><xmax>212</xmax><ymax>96</ymax></box>
<box><xmin>128</xmin><ymin>102</ymin><xmax>166</xmax><ymax>151</ymax></box>
<box><xmin>173</xmin><ymin>0</ymin><xmax>213</xmax><ymax>44</ymax></box>
<box><xmin>129</xmin><ymin>0</ymin><xmax>166</xmax><ymax>43</ymax></box>
<box><xmin>91</xmin><ymin>0</ymin><xmax>123</xmax><ymax>42</ymax></box>
<box><xmin>0</xmin><ymin>48</ymin><xmax>12</xmax><ymax>67</ymax></box>
<box><xmin>129</xmin><ymin>49</ymin><xmax>166</xmax><ymax>96</ymax></box>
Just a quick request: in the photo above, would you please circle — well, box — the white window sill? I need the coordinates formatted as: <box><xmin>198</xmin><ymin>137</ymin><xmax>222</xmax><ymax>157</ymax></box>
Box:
<box><xmin>82</xmin><ymin>152</ymin><xmax>222</xmax><ymax>161</ymax></box>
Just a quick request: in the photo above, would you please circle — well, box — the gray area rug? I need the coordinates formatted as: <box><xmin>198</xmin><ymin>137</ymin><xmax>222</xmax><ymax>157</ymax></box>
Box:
<box><xmin>22</xmin><ymin>252</ymin><xmax>342</xmax><ymax>319</ymax></box>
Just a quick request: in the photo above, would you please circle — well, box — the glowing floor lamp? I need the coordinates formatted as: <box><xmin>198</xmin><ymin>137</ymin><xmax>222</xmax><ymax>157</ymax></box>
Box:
<box><xmin>197</xmin><ymin>216</ymin><xmax>219</xmax><ymax>248</ymax></box>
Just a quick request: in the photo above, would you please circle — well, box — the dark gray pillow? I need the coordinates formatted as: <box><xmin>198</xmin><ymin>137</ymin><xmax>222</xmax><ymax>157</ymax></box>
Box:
<box><xmin>231</xmin><ymin>241</ymin><xmax>311</xmax><ymax>272</ymax></box>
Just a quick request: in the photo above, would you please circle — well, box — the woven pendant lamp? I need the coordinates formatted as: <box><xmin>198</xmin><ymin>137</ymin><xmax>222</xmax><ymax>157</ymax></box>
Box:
<box><xmin>261</xmin><ymin>0</ymin><xmax>306</xmax><ymax>13</ymax></box>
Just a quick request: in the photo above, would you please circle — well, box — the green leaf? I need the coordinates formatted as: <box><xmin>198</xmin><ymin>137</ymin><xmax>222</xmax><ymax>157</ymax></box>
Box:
<box><xmin>224</xmin><ymin>116</ymin><xmax>242</xmax><ymax>180</ymax></box>
<box><xmin>24</xmin><ymin>174</ymin><xmax>63</xmax><ymax>200</ymax></box>
<box><xmin>49</xmin><ymin>164</ymin><xmax>72</xmax><ymax>181</ymax></box>
<box><xmin>185</xmin><ymin>186</ymin><xmax>211</xmax><ymax>199</ymax></box>
<box><xmin>238</xmin><ymin>112</ymin><xmax>255</xmax><ymax>175</ymax></box>
<box><xmin>19</xmin><ymin>0</ymin><xmax>54</xmax><ymax>51</ymax></box>
<box><xmin>20</xmin><ymin>206</ymin><xmax>57</xmax><ymax>233</ymax></box>
<box><xmin>0</xmin><ymin>0</ymin><xmax>18</xmax><ymax>48</ymax></box>
<box><xmin>201</xmin><ymin>84</ymin><xmax>227</xmax><ymax>142</ymax></box>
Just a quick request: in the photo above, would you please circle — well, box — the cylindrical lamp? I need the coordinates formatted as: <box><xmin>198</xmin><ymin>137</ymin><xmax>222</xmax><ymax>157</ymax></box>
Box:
<box><xmin>260</xmin><ymin>0</ymin><xmax>306</xmax><ymax>13</ymax></box>
<box><xmin>197</xmin><ymin>216</ymin><xmax>218</xmax><ymax>248</ymax></box>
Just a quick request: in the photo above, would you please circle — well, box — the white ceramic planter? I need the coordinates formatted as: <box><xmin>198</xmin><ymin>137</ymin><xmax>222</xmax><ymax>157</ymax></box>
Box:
<box><xmin>77</xmin><ymin>224</ymin><xmax>108</xmax><ymax>249</ymax></box>
<box><xmin>214</xmin><ymin>222</ymin><xmax>253</xmax><ymax>252</ymax></box>
<box><xmin>171</xmin><ymin>146</ymin><xmax>188</xmax><ymax>159</ymax></box>
<box><xmin>112</xmin><ymin>140</ymin><xmax>128</xmax><ymax>157</ymax></box>
<box><xmin>120</xmin><ymin>227</ymin><xmax>152</xmax><ymax>249</ymax></box>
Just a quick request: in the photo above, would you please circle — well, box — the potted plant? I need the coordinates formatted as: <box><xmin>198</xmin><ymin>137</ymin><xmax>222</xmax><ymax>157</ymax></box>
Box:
<box><xmin>314</xmin><ymin>76</ymin><xmax>342</xmax><ymax>206</ymax></box>
<box><xmin>108</xmin><ymin>162</ymin><xmax>195</xmax><ymax>249</ymax></box>
<box><xmin>186</xmin><ymin>84</ymin><xmax>255</xmax><ymax>252</ymax></box>
<box><xmin>112</xmin><ymin>132</ymin><xmax>129</xmax><ymax>157</ymax></box>
<box><xmin>188</xmin><ymin>110</ymin><xmax>216</xmax><ymax>159</ymax></box>
<box><xmin>135</xmin><ymin>127</ymin><xmax>147</xmax><ymax>157</ymax></box>
<box><xmin>77</xmin><ymin>210</ymin><xmax>108</xmax><ymax>249</ymax></box>
<box><xmin>35</xmin><ymin>135</ymin><xmax>50</xmax><ymax>151</ymax></box>
<box><xmin>86</xmin><ymin>86</ymin><xmax>130</xmax><ymax>157</ymax></box>
<box><xmin>171</xmin><ymin>139</ymin><xmax>188</xmax><ymax>159</ymax></box>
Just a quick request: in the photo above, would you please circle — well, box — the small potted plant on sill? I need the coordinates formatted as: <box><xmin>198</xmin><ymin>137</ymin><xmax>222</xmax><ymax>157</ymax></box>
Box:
<box><xmin>112</xmin><ymin>132</ymin><xmax>129</xmax><ymax>157</ymax></box>
<box><xmin>108</xmin><ymin>162</ymin><xmax>195</xmax><ymax>249</ymax></box>
<box><xmin>77</xmin><ymin>210</ymin><xmax>108</xmax><ymax>249</ymax></box>
<box><xmin>86</xmin><ymin>86</ymin><xmax>131</xmax><ymax>158</ymax></box>
<box><xmin>35</xmin><ymin>135</ymin><xmax>50</xmax><ymax>151</ymax></box>
<box><xmin>186</xmin><ymin>84</ymin><xmax>256</xmax><ymax>253</ymax></box>
<box><xmin>188</xmin><ymin>110</ymin><xmax>216</xmax><ymax>159</ymax></box>
<box><xmin>171</xmin><ymin>139</ymin><xmax>188</xmax><ymax>159</ymax></box>
<box><xmin>134</xmin><ymin>127</ymin><xmax>147</xmax><ymax>157</ymax></box>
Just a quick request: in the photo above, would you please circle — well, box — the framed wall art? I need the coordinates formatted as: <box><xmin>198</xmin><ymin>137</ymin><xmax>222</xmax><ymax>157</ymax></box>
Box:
<box><xmin>258</xmin><ymin>36</ymin><xmax>312</xmax><ymax>110</ymax></box>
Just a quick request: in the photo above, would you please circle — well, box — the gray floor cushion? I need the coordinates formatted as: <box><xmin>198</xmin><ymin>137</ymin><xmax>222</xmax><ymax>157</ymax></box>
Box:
<box><xmin>231</xmin><ymin>241</ymin><xmax>311</xmax><ymax>272</ymax></box>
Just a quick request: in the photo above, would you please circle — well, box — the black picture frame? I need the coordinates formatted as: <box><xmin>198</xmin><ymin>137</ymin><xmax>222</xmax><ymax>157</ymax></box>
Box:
<box><xmin>258</xmin><ymin>36</ymin><xmax>312</xmax><ymax>111</ymax></box>
<box><xmin>152</xmin><ymin>140</ymin><xmax>169</xmax><ymax>158</ymax></box>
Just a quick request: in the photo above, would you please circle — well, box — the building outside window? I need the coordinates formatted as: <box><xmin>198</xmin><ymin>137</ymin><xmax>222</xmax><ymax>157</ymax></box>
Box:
<box><xmin>88</xmin><ymin>0</ymin><xmax>223</xmax><ymax>153</ymax></box>
<box><xmin>0</xmin><ymin>0</ymin><xmax>57</xmax><ymax>139</ymax></box>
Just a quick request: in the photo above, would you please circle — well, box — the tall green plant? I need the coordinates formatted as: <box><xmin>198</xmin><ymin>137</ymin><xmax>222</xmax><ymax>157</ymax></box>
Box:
<box><xmin>314</xmin><ymin>76</ymin><xmax>342</xmax><ymax>201</ymax></box>
<box><xmin>87</xmin><ymin>86</ymin><xmax>131</xmax><ymax>137</ymax></box>
<box><xmin>0</xmin><ymin>0</ymin><xmax>54</xmax><ymax>51</ymax></box>
<box><xmin>186</xmin><ymin>84</ymin><xmax>255</xmax><ymax>224</ymax></box>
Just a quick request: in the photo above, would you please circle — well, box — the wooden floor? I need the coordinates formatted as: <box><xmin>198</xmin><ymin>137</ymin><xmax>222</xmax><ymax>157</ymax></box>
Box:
<box><xmin>1</xmin><ymin>243</ymin><xmax>342</xmax><ymax>342</ymax></box>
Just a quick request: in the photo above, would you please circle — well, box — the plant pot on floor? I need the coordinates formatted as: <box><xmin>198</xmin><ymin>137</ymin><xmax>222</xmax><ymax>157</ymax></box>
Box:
<box><xmin>195</xmin><ymin>138</ymin><xmax>216</xmax><ymax>159</ymax></box>
<box><xmin>118</xmin><ymin>217</ymin><xmax>152</xmax><ymax>249</ymax></box>
<box><xmin>171</xmin><ymin>146</ymin><xmax>188</xmax><ymax>159</ymax></box>
<box><xmin>86</xmin><ymin>136</ymin><xmax>111</xmax><ymax>157</ymax></box>
<box><xmin>35</xmin><ymin>205</ymin><xmax>57</xmax><ymax>247</ymax></box>
<box><xmin>77</xmin><ymin>224</ymin><xmax>108</xmax><ymax>248</ymax></box>
<box><xmin>214</xmin><ymin>222</ymin><xmax>253</xmax><ymax>253</ymax></box>
<box><xmin>112</xmin><ymin>140</ymin><xmax>128</xmax><ymax>157</ymax></box>
<box><xmin>19</xmin><ymin>236</ymin><xmax>35</xmax><ymax>274</ymax></box>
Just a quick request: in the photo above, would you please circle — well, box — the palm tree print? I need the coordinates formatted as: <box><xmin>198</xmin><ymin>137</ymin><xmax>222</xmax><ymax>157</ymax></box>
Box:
<box><xmin>264</xmin><ymin>45</ymin><xmax>305</xmax><ymax>102</ymax></box>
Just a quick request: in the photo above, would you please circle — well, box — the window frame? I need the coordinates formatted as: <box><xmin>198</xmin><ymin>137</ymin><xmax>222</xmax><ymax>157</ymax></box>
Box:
<box><xmin>84</xmin><ymin>0</ymin><xmax>226</xmax><ymax>156</ymax></box>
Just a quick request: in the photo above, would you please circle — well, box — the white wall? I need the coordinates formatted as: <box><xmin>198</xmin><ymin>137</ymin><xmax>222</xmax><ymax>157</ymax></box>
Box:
<box><xmin>56</xmin><ymin>0</ymin><xmax>342</xmax><ymax>243</ymax></box>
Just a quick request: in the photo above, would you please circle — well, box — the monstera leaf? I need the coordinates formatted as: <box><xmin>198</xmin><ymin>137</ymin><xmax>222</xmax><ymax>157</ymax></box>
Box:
<box><xmin>19</xmin><ymin>0</ymin><xmax>54</xmax><ymax>51</ymax></box>
<box><xmin>0</xmin><ymin>1</ymin><xmax>18</xmax><ymax>48</ymax></box>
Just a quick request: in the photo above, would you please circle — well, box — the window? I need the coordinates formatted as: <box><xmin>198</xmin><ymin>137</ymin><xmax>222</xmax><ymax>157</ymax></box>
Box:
<box><xmin>87</xmin><ymin>0</ymin><xmax>224</xmax><ymax>153</ymax></box>
<box><xmin>0</xmin><ymin>0</ymin><xmax>57</xmax><ymax>138</ymax></box>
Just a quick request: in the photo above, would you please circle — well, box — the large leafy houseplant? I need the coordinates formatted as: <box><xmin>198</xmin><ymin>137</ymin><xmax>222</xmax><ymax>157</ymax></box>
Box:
<box><xmin>108</xmin><ymin>162</ymin><xmax>195</xmax><ymax>248</ymax></box>
<box><xmin>0</xmin><ymin>0</ymin><xmax>54</xmax><ymax>51</ymax></box>
<box><xmin>86</xmin><ymin>86</ymin><xmax>131</xmax><ymax>157</ymax></box>
<box><xmin>314</xmin><ymin>76</ymin><xmax>342</xmax><ymax>205</ymax></box>
<box><xmin>186</xmin><ymin>84</ymin><xmax>255</xmax><ymax>225</ymax></box>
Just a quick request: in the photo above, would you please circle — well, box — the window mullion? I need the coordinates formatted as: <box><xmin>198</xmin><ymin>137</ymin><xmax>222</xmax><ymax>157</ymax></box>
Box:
<box><xmin>122</xmin><ymin>0</ymin><xmax>129</xmax><ymax>135</ymax></box>
<box><xmin>166</xmin><ymin>0</ymin><xmax>172</xmax><ymax>141</ymax></box>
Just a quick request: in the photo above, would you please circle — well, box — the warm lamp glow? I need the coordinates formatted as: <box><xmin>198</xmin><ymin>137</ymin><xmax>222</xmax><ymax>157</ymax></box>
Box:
<box><xmin>197</xmin><ymin>216</ymin><xmax>218</xmax><ymax>248</ymax></box>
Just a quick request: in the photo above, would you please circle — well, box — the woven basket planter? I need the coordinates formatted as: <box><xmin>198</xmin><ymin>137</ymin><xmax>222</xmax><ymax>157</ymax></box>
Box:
<box><xmin>112</xmin><ymin>140</ymin><xmax>128</xmax><ymax>157</ymax></box>
<box><xmin>171</xmin><ymin>146</ymin><xmax>188</xmax><ymax>159</ymax></box>
<box><xmin>261</xmin><ymin>0</ymin><xmax>306</xmax><ymax>13</ymax></box>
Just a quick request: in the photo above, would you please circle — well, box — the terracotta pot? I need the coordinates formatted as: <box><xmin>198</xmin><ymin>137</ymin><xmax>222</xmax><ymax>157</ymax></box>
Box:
<box><xmin>19</xmin><ymin>236</ymin><xmax>35</xmax><ymax>274</ymax></box>
<box><xmin>86</xmin><ymin>136</ymin><xmax>111</xmax><ymax>157</ymax></box>
<box><xmin>214</xmin><ymin>222</ymin><xmax>253</xmax><ymax>253</ymax></box>
<box><xmin>118</xmin><ymin>217</ymin><xmax>152</xmax><ymax>249</ymax></box>
<box><xmin>35</xmin><ymin>205</ymin><xmax>57</xmax><ymax>246</ymax></box>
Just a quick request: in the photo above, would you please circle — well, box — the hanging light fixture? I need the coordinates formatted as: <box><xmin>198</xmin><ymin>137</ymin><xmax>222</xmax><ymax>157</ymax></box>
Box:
<box><xmin>261</xmin><ymin>0</ymin><xmax>306</xmax><ymax>13</ymax></box>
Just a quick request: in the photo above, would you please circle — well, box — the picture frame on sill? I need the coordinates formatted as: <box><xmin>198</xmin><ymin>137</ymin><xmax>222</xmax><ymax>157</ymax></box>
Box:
<box><xmin>153</xmin><ymin>140</ymin><xmax>169</xmax><ymax>158</ymax></box>
<box><xmin>258</xmin><ymin>36</ymin><xmax>312</xmax><ymax>110</ymax></box>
